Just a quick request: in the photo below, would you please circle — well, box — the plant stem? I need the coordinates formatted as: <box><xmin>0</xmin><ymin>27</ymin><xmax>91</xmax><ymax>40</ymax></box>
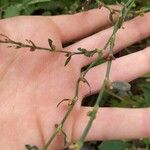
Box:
<box><xmin>0</xmin><ymin>36</ymin><xmax>81</xmax><ymax>55</ymax></box>
<box><xmin>75</xmin><ymin>82</ymin><xmax>106</xmax><ymax>149</ymax></box>
<box><xmin>71</xmin><ymin>0</ymin><xmax>136</xmax><ymax>149</ymax></box>
<box><xmin>41</xmin><ymin>79</ymin><xmax>80</xmax><ymax>150</ymax></box>
<box><xmin>105</xmin><ymin>89</ymin><xmax>125</xmax><ymax>102</ymax></box>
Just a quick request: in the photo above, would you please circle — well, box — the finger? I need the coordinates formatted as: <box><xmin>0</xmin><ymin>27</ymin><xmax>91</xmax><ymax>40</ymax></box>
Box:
<box><xmin>82</xmin><ymin>47</ymin><xmax>150</xmax><ymax>95</ymax></box>
<box><xmin>51</xmin><ymin>7</ymin><xmax>119</xmax><ymax>43</ymax></box>
<box><xmin>72</xmin><ymin>107</ymin><xmax>150</xmax><ymax>141</ymax></box>
<box><xmin>66</xmin><ymin>12</ymin><xmax>150</xmax><ymax>68</ymax></box>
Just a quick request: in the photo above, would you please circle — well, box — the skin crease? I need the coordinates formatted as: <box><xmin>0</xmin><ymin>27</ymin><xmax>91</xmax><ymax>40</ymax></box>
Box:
<box><xmin>0</xmin><ymin>8</ymin><xmax>150</xmax><ymax>149</ymax></box>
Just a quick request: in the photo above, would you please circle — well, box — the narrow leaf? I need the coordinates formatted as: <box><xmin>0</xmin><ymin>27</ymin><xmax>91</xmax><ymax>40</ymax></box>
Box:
<box><xmin>57</xmin><ymin>99</ymin><xmax>70</xmax><ymax>107</ymax></box>
<box><xmin>48</xmin><ymin>38</ymin><xmax>53</xmax><ymax>47</ymax></box>
<box><xmin>99</xmin><ymin>140</ymin><xmax>126</xmax><ymax>150</ymax></box>
<box><xmin>25</xmin><ymin>145</ymin><xmax>39</xmax><ymax>150</ymax></box>
<box><xmin>64</xmin><ymin>56</ymin><xmax>71</xmax><ymax>66</ymax></box>
<box><xmin>25</xmin><ymin>145</ymin><xmax>32</xmax><ymax>150</ymax></box>
<box><xmin>81</xmin><ymin>77</ymin><xmax>91</xmax><ymax>94</ymax></box>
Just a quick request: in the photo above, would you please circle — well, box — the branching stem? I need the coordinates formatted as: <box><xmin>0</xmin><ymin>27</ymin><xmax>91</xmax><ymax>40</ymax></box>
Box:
<box><xmin>0</xmin><ymin>0</ymin><xmax>147</xmax><ymax>150</ymax></box>
<box><xmin>70</xmin><ymin>0</ymin><xmax>136</xmax><ymax>149</ymax></box>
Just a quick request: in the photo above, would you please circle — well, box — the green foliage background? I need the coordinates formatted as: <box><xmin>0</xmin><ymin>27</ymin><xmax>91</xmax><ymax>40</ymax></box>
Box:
<box><xmin>0</xmin><ymin>0</ymin><xmax>150</xmax><ymax>150</ymax></box>
<box><xmin>1</xmin><ymin>0</ymin><xmax>150</xmax><ymax>18</ymax></box>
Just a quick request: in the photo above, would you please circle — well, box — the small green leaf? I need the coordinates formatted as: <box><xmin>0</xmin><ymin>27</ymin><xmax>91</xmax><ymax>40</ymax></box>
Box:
<box><xmin>25</xmin><ymin>145</ymin><xmax>32</xmax><ymax>150</ymax></box>
<box><xmin>143</xmin><ymin>138</ymin><xmax>150</xmax><ymax>145</ymax></box>
<box><xmin>48</xmin><ymin>38</ymin><xmax>53</xmax><ymax>47</ymax></box>
<box><xmin>4</xmin><ymin>4</ymin><xmax>22</xmax><ymax>18</ymax></box>
<box><xmin>81</xmin><ymin>77</ymin><xmax>91</xmax><ymax>94</ymax></box>
<box><xmin>77</xmin><ymin>47</ymin><xmax>87</xmax><ymax>52</ymax></box>
<box><xmin>48</xmin><ymin>38</ymin><xmax>55</xmax><ymax>50</ymax></box>
<box><xmin>78</xmin><ymin>48</ymin><xmax>95</xmax><ymax>57</ymax></box>
<box><xmin>98</xmin><ymin>140</ymin><xmax>126</xmax><ymax>150</ymax></box>
<box><xmin>32</xmin><ymin>146</ymin><xmax>39</xmax><ymax>150</ymax></box>
<box><xmin>84</xmin><ymin>51</ymin><xmax>94</xmax><ymax>57</ymax></box>
<box><xmin>25</xmin><ymin>145</ymin><xmax>39</xmax><ymax>150</ymax></box>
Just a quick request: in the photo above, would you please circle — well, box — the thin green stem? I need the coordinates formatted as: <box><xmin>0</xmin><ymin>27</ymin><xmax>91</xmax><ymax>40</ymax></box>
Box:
<box><xmin>105</xmin><ymin>89</ymin><xmax>125</xmax><ymax>102</ymax></box>
<box><xmin>0</xmin><ymin>37</ymin><xmax>78</xmax><ymax>55</ymax></box>
<box><xmin>71</xmin><ymin>0</ymin><xmax>135</xmax><ymax>149</ymax></box>
<box><xmin>106</xmin><ymin>60</ymin><xmax>112</xmax><ymax>80</ymax></box>
<box><xmin>41</xmin><ymin>79</ymin><xmax>80</xmax><ymax>150</ymax></box>
<box><xmin>82</xmin><ymin>57</ymin><xmax>103</xmax><ymax>77</ymax></box>
<box><xmin>78</xmin><ymin>82</ymin><xmax>105</xmax><ymax>142</ymax></box>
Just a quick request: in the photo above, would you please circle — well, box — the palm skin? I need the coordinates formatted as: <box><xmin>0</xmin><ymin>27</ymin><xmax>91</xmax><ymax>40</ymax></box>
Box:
<box><xmin>0</xmin><ymin>16</ymin><xmax>84</xmax><ymax>150</ymax></box>
<box><xmin>0</xmin><ymin>9</ymin><xmax>150</xmax><ymax>150</ymax></box>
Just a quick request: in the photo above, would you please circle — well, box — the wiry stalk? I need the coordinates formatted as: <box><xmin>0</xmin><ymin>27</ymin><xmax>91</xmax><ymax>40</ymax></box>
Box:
<box><xmin>69</xmin><ymin>0</ymin><xmax>136</xmax><ymax>149</ymax></box>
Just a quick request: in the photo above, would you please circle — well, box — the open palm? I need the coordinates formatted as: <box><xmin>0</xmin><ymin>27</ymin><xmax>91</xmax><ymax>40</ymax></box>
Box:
<box><xmin>0</xmin><ymin>8</ymin><xmax>150</xmax><ymax>150</ymax></box>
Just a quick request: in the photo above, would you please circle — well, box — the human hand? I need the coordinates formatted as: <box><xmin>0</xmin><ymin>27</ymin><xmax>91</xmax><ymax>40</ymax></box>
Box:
<box><xmin>0</xmin><ymin>8</ymin><xmax>150</xmax><ymax>150</ymax></box>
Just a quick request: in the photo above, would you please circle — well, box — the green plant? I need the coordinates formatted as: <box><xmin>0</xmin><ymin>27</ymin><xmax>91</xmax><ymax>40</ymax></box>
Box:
<box><xmin>0</xmin><ymin>0</ymin><xmax>150</xmax><ymax>150</ymax></box>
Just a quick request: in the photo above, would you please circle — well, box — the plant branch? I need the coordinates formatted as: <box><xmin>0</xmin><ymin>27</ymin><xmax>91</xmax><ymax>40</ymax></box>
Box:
<box><xmin>0</xmin><ymin>0</ymin><xmax>145</xmax><ymax>149</ymax></box>
<box><xmin>41</xmin><ymin>78</ymin><xmax>81</xmax><ymax>150</ymax></box>
<box><xmin>69</xmin><ymin>0</ymin><xmax>136</xmax><ymax>149</ymax></box>
<box><xmin>0</xmin><ymin>34</ymin><xmax>100</xmax><ymax>66</ymax></box>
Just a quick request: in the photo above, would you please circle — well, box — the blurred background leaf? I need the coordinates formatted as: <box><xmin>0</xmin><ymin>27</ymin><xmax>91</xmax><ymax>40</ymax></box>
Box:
<box><xmin>98</xmin><ymin>140</ymin><xmax>126</xmax><ymax>150</ymax></box>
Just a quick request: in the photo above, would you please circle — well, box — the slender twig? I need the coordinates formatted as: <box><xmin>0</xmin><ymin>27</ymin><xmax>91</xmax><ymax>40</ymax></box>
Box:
<box><xmin>0</xmin><ymin>34</ymin><xmax>78</xmax><ymax>54</ymax></box>
<box><xmin>41</xmin><ymin>78</ymin><xmax>81</xmax><ymax>150</ymax></box>
<box><xmin>0</xmin><ymin>34</ymin><xmax>100</xmax><ymax>66</ymax></box>
<box><xmin>130</xmin><ymin>7</ymin><xmax>150</xmax><ymax>16</ymax></box>
<box><xmin>96</xmin><ymin>0</ymin><xmax>120</xmax><ymax>14</ymax></box>
<box><xmin>69</xmin><ymin>0</ymin><xmax>136</xmax><ymax>149</ymax></box>
<box><xmin>105</xmin><ymin>89</ymin><xmax>125</xmax><ymax>102</ymax></box>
